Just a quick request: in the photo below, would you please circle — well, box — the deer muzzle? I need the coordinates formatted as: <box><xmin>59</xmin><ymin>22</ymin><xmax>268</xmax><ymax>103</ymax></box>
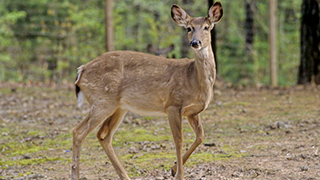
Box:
<box><xmin>190</xmin><ymin>39</ymin><xmax>201</xmax><ymax>49</ymax></box>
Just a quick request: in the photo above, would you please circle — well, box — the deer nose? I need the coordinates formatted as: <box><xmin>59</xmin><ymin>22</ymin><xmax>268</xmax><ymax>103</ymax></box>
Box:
<box><xmin>190</xmin><ymin>40</ymin><xmax>201</xmax><ymax>49</ymax></box>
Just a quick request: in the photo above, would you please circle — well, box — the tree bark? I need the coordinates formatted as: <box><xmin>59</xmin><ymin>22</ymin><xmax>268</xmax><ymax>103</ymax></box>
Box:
<box><xmin>105</xmin><ymin>0</ymin><xmax>114</xmax><ymax>52</ymax></box>
<box><xmin>245</xmin><ymin>0</ymin><xmax>254</xmax><ymax>63</ymax></box>
<box><xmin>298</xmin><ymin>0</ymin><xmax>320</xmax><ymax>84</ymax></box>
<box><xmin>269</xmin><ymin>0</ymin><xmax>278</xmax><ymax>86</ymax></box>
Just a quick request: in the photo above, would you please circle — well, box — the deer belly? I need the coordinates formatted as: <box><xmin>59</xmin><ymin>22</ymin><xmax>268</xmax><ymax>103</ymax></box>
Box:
<box><xmin>120</xmin><ymin>99</ymin><xmax>166</xmax><ymax>117</ymax></box>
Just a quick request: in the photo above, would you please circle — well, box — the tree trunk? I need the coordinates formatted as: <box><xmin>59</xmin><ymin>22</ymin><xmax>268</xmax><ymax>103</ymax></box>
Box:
<box><xmin>269</xmin><ymin>0</ymin><xmax>278</xmax><ymax>87</ymax></box>
<box><xmin>105</xmin><ymin>0</ymin><xmax>114</xmax><ymax>52</ymax></box>
<box><xmin>298</xmin><ymin>0</ymin><xmax>320</xmax><ymax>84</ymax></box>
<box><xmin>245</xmin><ymin>0</ymin><xmax>254</xmax><ymax>63</ymax></box>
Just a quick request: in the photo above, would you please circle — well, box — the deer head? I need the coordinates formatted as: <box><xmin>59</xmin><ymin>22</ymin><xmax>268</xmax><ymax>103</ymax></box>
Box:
<box><xmin>171</xmin><ymin>2</ymin><xmax>223</xmax><ymax>50</ymax></box>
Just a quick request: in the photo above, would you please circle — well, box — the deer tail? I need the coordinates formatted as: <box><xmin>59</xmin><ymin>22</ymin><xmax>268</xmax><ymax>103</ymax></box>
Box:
<box><xmin>75</xmin><ymin>65</ymin><xmax>84</xmax><ymax>108</ymax></box>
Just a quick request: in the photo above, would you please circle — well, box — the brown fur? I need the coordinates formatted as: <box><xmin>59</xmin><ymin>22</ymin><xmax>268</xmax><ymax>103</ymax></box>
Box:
<box><xmin>72</xmin><ymin>2</ymin><xmax>223</xmax><ymax>180</ymax></box>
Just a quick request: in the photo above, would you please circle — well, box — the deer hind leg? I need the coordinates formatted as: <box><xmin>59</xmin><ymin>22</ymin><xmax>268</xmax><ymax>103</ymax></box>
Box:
<box><xmin>71</xmin><ymin>104</ymin><xmax>118</xmax><ymax>180</ymax></box>
<box><xmin>171</xmin><ymin>114</ymin><xmax>204</xmax><ymax>177</ymax></box>
<box><xmin>97</xmin><ymin>108</ymin><xmax>130</xmax><ymax>180</ymax></box>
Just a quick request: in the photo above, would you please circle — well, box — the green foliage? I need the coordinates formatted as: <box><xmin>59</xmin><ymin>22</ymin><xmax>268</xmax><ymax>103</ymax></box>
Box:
<box><xmin>217</xmin><ymin>0</ymin><xmax>301</xmax><ymax>86</ymax></box>
<box><xmin>0</xmin><ymin>1</ymin><xmax>27</xmax><ymax>81</ymax></box>
<box><xmin>0</xmin><ymin>0</ymin><xmax>302</xmax><ymax>86</ymax></box>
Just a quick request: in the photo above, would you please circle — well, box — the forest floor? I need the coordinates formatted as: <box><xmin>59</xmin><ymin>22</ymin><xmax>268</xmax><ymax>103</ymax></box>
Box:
<box><xmin>0</xmin><ymin>83</ymin><xmax>319</xmax><ymax>180</ymax></box>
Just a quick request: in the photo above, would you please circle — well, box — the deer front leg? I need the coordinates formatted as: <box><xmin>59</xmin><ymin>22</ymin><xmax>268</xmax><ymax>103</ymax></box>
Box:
<box><xmin>171</xmin><ymin>114</ymin><xmax>204</xmax><ymax>177</ymax></box>
<box><xmin>167</xmin><ymin>106</ymin><xmax>184</xmax><ymax>180</ymax></box>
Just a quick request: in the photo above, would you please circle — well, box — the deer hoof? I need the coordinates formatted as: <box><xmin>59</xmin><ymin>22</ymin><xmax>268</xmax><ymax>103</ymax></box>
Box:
<box><xmin>171</xmin><ymin>168</ymin><xmax>176</xmax><ymax>177</ymax></box>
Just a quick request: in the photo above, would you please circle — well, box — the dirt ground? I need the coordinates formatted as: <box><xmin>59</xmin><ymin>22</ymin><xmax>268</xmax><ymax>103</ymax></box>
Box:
<box><xmin>0</xmin><ymin>83</ymin><xmax>319</xmax><ymax>180</ymax></box>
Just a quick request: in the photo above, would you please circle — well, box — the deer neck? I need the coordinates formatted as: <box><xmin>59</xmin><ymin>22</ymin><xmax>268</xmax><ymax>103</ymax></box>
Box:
<box><xmin>193</xmin><ymin>45</ymin><xmax>216</xmax><ymax>88</ymax></box>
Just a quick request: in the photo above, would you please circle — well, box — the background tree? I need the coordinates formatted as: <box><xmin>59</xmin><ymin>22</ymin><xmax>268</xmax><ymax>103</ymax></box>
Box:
<box><xmin>1</xmin><ymin>0</ymin><xmax>71</xmax><ymax>82</ymax></box>
<box><xmin>105</xmin><ymin>0</ymin><xmax>114</xmax><ymax>51</ymax></box>
<box><xmin>269</xmin><ymin>0</ymin><xmax>278</xmax><ymax>86</ymax></box>
<box><xmin>298</xmin><ymin>0</ymin><xmax>320</xmax><ymax>84</ymax></box>
<box><xmin>243</xmin><ymin>0</ymin><xmax>255</xmax><ymax>84</ymax></box>
<box><xmin>0</xmin><ymin>0</ymin><xmax>303</xmax><ymax>86</ymax></box>
<box><xmin>245</xmin><ymin>0</ymin><xmax>254</xmax><ymax>63</ymax></box>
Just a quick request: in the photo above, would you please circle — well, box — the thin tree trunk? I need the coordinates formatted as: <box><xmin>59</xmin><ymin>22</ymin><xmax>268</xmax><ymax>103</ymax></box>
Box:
<box><xmin>269</xmin><ymin>0</ymin><xmax>278</xmax><ymax>86</ymax></box>
<box><xmin>245</xmin><ymin>0</ymin><xmax>254</xmax><ymax>63</ymax></box>
<box><xmin>105</xmin><ymin>0</ymin><xmax>114</xmax><ymax>51</ymax></box>
<box><xmin>316</xmin><ymin>0</ymin><xmax>320</xmax><ymax>85</ymax></box>
<box><xmin>243</xmin><ymin>0</ymin><xmax>255</xmax><ymax>84</ymax></box>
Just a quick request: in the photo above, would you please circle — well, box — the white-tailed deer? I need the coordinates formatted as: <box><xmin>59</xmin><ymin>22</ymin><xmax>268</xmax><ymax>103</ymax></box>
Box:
<box><xmin>147</xmin><ymin>44</ymin><xmax>175</xmax><ymax>57</ymax></box>
<box><xmin>72</xmin><ymin>2</ymin><xmax>223</xmax><ymax>180</ymax></box>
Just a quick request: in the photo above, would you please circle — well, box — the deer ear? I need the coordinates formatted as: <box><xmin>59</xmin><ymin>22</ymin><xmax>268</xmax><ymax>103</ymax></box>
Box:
<box><xmin>147</xmin><ymin>44</ymin><xmax>155</xmax><ymax>54</ymax></box>
<box><xmin>208</xmin><ymin>2</ymin><xmax>223</xmax><ymax>24</ymax></box>
<box><xmin>171</xmin><ymin>5</ymin><xmax>192</xmax><ymax>27</ymax></box>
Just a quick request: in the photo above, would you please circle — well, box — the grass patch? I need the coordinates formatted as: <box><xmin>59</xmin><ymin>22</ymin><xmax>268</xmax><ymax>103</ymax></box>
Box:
<box><xmin>0</xmin><ymin>132</ymin><xmax>72</xmax><ymax>170</ymax></box>
<box><xmin>43</xmin><ymin>133</ymin><xmax>72</xmax><ymax>147</ymax></box>
<box><xmin>26</xmin><ymin>131</ymin><xmax>46</xmax><ymax>137</ymax></box>
<box><xmin>0</xmin><ymin>87</ymin><xmax>14</xmax><ymax>95</ymax></box>
<box><xmin>0</xmin><ymin>157</ymin><xmax>70</xmax><ymax>169</ymax></box>
<box><xmin>114</xmin><ymin>128</ymin><xmax>171</xmax><ymax>145</ymax></box>
<box><xmin>0</xmin><ymin>142</ymin><xmax>47</xmax><ymax>157</ymax></box>
<box><xmin>0</xmin><ymin>132</ymin><xmax>72</xmax><ymax>157</ymax></box>
<box><xmin>223</xmin><ymin>101</ymin><xmax>251</xmax><ymax>107</ymax></box>
<box><xmin>188</xmin><ymin>148</ymin><xmax>245</xmax><ymax>166</ymax></box>
<box><xmin>121</xmin><ymin>152</ymin><xmax>176</xmax><ymax>177</ymax></box>
<box><xmin>132</xmin><ymin>152</ymin><xmax>175</xmax><ymax>163</ymax></box>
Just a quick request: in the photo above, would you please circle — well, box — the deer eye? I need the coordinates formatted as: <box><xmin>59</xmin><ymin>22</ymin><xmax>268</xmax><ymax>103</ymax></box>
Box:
<box><xmin>187</xmin><ymin>27</ymin><xmax>192</xmax><ymax>32</ymax></box>
<box><xmin>204</xmin><ymin>26</ymin><xmax>210</xmax><ymax>30</ymax></box>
